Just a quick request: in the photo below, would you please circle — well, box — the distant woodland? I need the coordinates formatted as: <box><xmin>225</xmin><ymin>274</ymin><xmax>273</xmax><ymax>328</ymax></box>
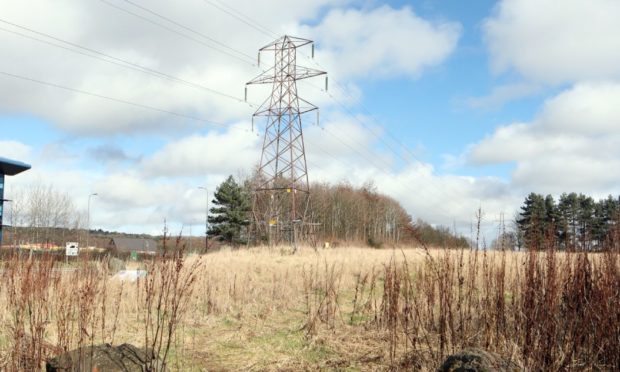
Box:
<box><xmin>13</xmin><ymin>180</ymin><xmax>620</xmax><ymax>252</ymax></box>
<box><xmin>2</xmin><ymin>178</ymin><xmax>468</xmax><ymax>249</ymax></box>
<box><xmin>209</xmin><ymin>176</ymin><xmax>468</xmax><ymax>248</ymax></box>
<box><xmin>307</xmin><ymin>182</ymin><xmax>468</xmax><ymax>247</ymax></box>
<box><xmin>516</xmin><ymin>192</ymin><xmax>620</xmax><ymax>251</ymax></box>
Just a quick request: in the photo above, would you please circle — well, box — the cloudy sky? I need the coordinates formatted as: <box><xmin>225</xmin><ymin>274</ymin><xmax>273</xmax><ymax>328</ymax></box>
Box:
<box><xmin>1</xmin><ymin>0</ymin><xmax>619</xmax><ymax>238</ymax></box>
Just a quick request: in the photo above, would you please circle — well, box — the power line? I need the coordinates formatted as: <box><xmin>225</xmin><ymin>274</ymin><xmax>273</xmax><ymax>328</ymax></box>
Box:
<box><xmin>202</xmin><ymin>0</ymin><xmax>277</xmax><ymax>39</ymax></box>
<box><xmin>191</xmin><ymin>1</ymin><xmax>421</xmax><ymax>162</ymax></box>
<box><xmin>0</xmin><ymin>70</ymin><xmax>227</xmax><ymax>127</ymax></box>
<box><xmin>121</xmin><ymin>0</ymin><xmax>256</xmax><ymax>61</ymax></box>
<box><xmin>0</xmin><ymin>29</ymin><xmax>386</xmax><ymax>198</ymax></box>
<box><xmin>301</xmin><ymin>81</ymin><xmax>406</xmax><ymax>159</ymax></box>
<box><xmin>3</xmin><ymin>59</ymin><xmax>422</xmax><ymax>216</ymax></box>
<box><xmin>194</xmin><ymin>3</ymin><xmax>463</xmax><ymax>179</ymax></box>
<box><xmin>294</xmin><ymin>53</ymin><xmax>482</xmax><ymax>221</ymax></box>
<box><xmin>292</xmin><ymin>52</ymin><xmax>494</xmax><ymax>232</ymax></box>
<box><xmin>1</xmin><ymin>71</ymin><xmax>468</xmax><ymax>231</ymax></box>
<box><xmin>317</xmin><ymin>126</ymin><xmax>469</xmax><ymax>221</ymax></box>
<box><xmin>198</xmin><ymin>1</ymin><xmax>450</xmax><ymax>183</ymax></box>
<box><xmin>298</xmin><ymin>53</ymin><xmax>468</xmax><ymax>200</ymax></box>
<box><xmin>19</xmin><ymin>2</ymin><xmax>483</xmax><ymax>228</ymax></box>
<box><xmin>319</xmin><ymin>82</ymin><xmax>482</xmax><ymax>214</ymax></box>
<box><xmin>3</xmin><ymin>4</ymin><xmax>475</xmax><ymax>222</ymax></box>
<box><xmin>175</xmin><ymin>3</ymin><xmax>483</xmax><ymax>225</ymax></box>
<box><xmin>306</xmin><ymin>64</ymin><xmax>426</xmax><ymax>165</ymax></box>
<box><xmin>197</xmin><ymin>0</ymin><xmax>472</xmax><ymax>222</ymax></box>
<box><xmin>291</xmin><ymin>81</ymin><xmax>471</xmax><ymax>219</ymax></box>
<box><xmin>0</xmin><ymin>19</ymin><xmax>253</xmax><ymax>106</ymax></box>
<box><xmin>300</xmin><ymin>129</ymin><xmax>468</xmax><ymax>225</ymax></box>
<box><xmin>97</xmin><ymin>0</ymin><xmax>255</xmax><ymax>66</ymax></box>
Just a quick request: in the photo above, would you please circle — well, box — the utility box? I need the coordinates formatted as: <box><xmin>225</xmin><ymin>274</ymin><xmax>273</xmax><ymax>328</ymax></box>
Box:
<box><xmin>65</xmin><ymin>242</ymin><xmax>79</xmax><ymax>256</ymax></box>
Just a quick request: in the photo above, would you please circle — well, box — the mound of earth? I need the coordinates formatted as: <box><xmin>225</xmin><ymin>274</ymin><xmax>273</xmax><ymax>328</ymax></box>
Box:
<box><xmin>46</xmin><ymin>343</ymin><xmax>164</xmax><ymax>372</ymax></box>
<box><xmin>437</xmin><ymin>348</ymin><xmax>521</xmax><ymax>372</ymax></box>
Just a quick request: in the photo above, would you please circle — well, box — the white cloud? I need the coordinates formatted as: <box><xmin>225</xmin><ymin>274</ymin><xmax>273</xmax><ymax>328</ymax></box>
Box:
<box><xmin>0</xmin><ymin>119</ymin><xmax>514</xmax><ymax>238</ymax></box>
<box><xmin>468</xmin><ymin>82</ymin><xmax>620</xmax><ymax>195</ymax></box>
<box><xmin>4</xmin><ymin>162</ymin><xmax>228</xmax><ymax>234</ymax></box>
<box><xmin>95</xmin><ymin>171</ymin><xmax>174</xmax><ymax>208</ymax></box>
<box><xmin>305</xmin><ymin>114</ymin><xmax>380</xmax><ymax>157</ymax></box>
<box><xmin>0</xmin><ymin>140</ymin><xmax>32</xmax><ymax>161</ymax></box>
<box><xmin>304</xmin><ymin>118</ymin><xmax>514</xmax><ymax>232</ymax></box>
<box><xmin>301</xmin><ymin>5</ymin><xmax>461</xmax><ymax>80</ymax></box>
<box><xmin>378</xmin><ymin>162</ymin><xmax>515</xmax><ymax>229</ymax></box>
<box><xmin>141</xmin><ymin>122</ymin><xmax>260</xmax><ymax>177</ymax></box>
<box><xmin>540</xmin><ymin>83</ymin><xmax>620</xmax><ymax>135</ymax></box>
<box><xmin>0</xmin><ymin>1</ymin><xmax>458</xmax><ymax>136</ymax></box>
<box><xmin>0</xmin><ymin>1</ymin><xmax>490</xmax><ymax>236</ymax></box>
<box><xmin>0</xmin><ymin>0</ymin><xmax>351</xmax><ymax>136</ymax></box>
<box><xmin>483</xmin><ymin>0</ymin><xmax>620</xmax><ymax>84</ymax></box>
<box><xmin>511</xmin><ymin>155</ymin><xmax>620</xmax><ymax>194</ymax></box>
<box><xmin>466</xmin><ymin>82</ymin><xmax>541</xmax><ymax>109</ymax></box>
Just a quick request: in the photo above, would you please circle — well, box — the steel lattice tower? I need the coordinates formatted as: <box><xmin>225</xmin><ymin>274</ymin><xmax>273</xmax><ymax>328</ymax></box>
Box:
<box><xmin>246</xmin><ymin>35</ymin><xmax>326</xmax><ymax>249</ymax></box>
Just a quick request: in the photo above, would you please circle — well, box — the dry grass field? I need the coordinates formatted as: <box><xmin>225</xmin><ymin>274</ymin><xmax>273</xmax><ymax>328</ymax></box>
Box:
<box><xmin>0</xmin><ymin>245</ymin><xmax>618</xmax><ymax>371</ymax></box>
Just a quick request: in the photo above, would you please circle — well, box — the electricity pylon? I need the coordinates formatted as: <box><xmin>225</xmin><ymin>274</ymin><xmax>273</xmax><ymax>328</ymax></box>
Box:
<box><xmin>246</xmin><ymin>35</ymin><xmax>326</xmax><ymax>250</ymax></box>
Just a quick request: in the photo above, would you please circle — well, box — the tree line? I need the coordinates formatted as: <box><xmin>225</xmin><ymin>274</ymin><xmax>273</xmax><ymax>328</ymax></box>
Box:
<box><xmin>516</xmin><ymin>192</ymin><xmax>620</xmax><ymax>251</ymax></box>
<box><xmin>3</xmin><ymin>183</ymin><xmax>83</xmax><ymax>246</ymax></box>
<box><xmin>2</xmin><ymin>178</ymin><xmax>467</xmax><ymax>249</ymax></box>
<box><xmin>207</xmin><ymin>175</ymin><xmax>467</xmax><ymax>248</ymax></box>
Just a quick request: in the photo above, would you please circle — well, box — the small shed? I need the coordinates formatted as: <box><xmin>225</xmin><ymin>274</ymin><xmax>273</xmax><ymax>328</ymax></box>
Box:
<box><xmin>108</xmin><ymin>237</ymin><xmax>158</xmax><ymax>255</ymax></box>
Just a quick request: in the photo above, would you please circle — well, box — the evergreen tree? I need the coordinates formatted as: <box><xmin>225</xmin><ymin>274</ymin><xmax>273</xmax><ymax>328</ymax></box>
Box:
<box><xmin>207</xmin><ymin>175</ymin><xmax>251</xmax><ymax>245</ymax></box>
<box><xmin>558</xmin><ymin>193</ymin><xmax>580</xmax><ymax>249</ymax></box>
<box><xmin>517</xmin><ymin>192</ymin><xmax>620</xmax><ymax>251</ymax></box>
<box><xmin>544</xmin><ymin>195</ymin><xmax>558</xmax><ymax>225</ymax></box>
<box><xmin>592</xmin><ymin>201</ymin><xmax>607</xmax><ymax>248</ymax></box>
<box><xmin>556</xmin><ymin>193</ymin><xmax>570</xmax><ymax>249</ymax></box>
<box><xmin>578</xmin><ymin>194</ymin><xmax>595</xmax><ymax>250</ymax></box>
<box><xmin>544</xmin><ymin>194</ymin><xmax>558</xmax><ymax>241</ymax></box>
<box><xmin>517</xmin><ymin>192</ymin><xmax>547</xmax><ymax>250</ymax></box>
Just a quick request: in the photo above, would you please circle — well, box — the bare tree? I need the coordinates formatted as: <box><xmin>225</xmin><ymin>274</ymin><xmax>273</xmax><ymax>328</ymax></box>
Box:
<box><xmin>5</xmin><ymin>182</ymin><xmax>82</xmax><ymax>246</ymax></box>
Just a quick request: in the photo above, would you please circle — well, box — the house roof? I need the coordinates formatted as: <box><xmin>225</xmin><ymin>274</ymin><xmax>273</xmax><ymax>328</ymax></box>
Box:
<box><xmin>110</xmin><ymin>237</ymin><xmax>158</xmax><ymax>253</ymax></box>
<box><xmin>0</xmin><ymin>157</ymin><xmax>31</xmax><ymax>176</ymax></box>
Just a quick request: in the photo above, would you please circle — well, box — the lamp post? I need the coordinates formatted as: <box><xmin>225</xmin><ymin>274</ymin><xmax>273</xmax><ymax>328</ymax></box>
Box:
<box><xmin>198</xmin><ymin>187</ymin><xmax>209</xmax><ymax>253</ymax></box>
<box><xmin>87</xmin><ymin>193</ymin><xmax>98</xmax><ymax>249</ymax></box>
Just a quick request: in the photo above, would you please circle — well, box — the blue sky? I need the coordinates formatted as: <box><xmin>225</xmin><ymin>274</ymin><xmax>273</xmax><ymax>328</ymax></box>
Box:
<box><xmin>1</xmin><ymin>0</ymin><xmax>619</xmax><ymax>238</ymax></box>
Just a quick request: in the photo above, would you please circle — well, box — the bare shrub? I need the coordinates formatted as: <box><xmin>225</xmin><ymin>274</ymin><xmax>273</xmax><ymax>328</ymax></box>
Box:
<box><xmin>341</xmin><ymin>242</ymin><xmax>620</xmax><ymax>370</ymax></box>
<box><xmin>140</xmin><ymin>234</ymin><xmax>202</xmax><ymax>371</ymax></box>
<box><xmin>301</xmin><ymin>260</ymin><xmax>343</xmax><ymax>336</ymax></box>
<box><xmin>2</xmin><ymin>253</ymin><xmax>58</xmax><ymax>370</ymax></box>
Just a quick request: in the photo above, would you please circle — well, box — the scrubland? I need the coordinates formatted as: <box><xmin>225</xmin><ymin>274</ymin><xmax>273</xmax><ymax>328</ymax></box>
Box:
<box><xmin>0</xmin><ymin>245</ymin><xmax>618</xmax><ymax>371</ymax></box>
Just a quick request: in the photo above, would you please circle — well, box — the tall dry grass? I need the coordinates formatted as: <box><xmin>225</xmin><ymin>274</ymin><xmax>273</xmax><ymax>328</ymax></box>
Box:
<box><xmin>0</xmin><ymin>235</ymin><xmax>200</xmax><ymax>371</ymax></box>
<box><xmin>0</xmin><ymin>244</ymin><xmax>617</xmax><ymax>370</ymax></box>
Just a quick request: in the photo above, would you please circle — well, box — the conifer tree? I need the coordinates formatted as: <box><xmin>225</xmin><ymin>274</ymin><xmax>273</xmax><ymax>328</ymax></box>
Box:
<box><xmin>207</xmin><ymin>175</ymin><xmax>250</xmax><ymax>245</ymax></box>
<box><xmin>517</xmin><ymin>192</ymin><xmax>620</xmax><ymax>251</ymax></box>
<box><xmin>517</xmin><ymin>192</ymin><xmax>547</xmax><ymax>249</ymax></box>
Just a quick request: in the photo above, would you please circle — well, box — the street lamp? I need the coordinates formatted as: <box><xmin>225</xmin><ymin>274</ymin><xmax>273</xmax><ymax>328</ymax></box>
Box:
<box><xmin>87</xmin><ymin>193</ymin><xmax>98</xmax><ymax>248</ymax></box>
<box><xmin>198</xmin><ymin>187</ymin><xmax>209</xmax><ymax>253</ymax></box>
